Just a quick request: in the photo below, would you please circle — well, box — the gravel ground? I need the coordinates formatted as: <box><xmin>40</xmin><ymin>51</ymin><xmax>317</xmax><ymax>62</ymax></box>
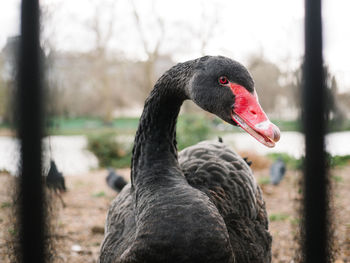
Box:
<box><xmin>0</xmin><ymin>166</ymin><xmax>349</xmax><ymax>262</ymax></box>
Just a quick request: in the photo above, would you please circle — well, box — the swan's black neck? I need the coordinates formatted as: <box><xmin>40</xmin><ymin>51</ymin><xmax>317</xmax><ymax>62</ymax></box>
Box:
<box><xmin>131</xmin><ymin>61</ymin><xmax>195</xmax><ymax>187</ymax></box>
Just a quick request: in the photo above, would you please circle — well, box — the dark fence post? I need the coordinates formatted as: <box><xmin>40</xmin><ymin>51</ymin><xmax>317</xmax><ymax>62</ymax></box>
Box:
<box><xmin>303</xmin><ymin>0</ymin><xmax>329</xmax><ymax>262</ymax></box>
<box><xmin>18</xmin><ymin>0</ymin><xmax>46</xmax><ymax>262</ymax></box>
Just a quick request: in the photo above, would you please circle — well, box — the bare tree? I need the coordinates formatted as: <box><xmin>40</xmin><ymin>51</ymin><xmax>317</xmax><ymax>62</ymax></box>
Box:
<box><xmin>194</xmin><ymin>0</ymin><xmax>220</xmax><ymax>56</ymax></box>
<box><xmin>323</xmin><ymin>67</ymin><xmax>346</xmax><ymax>127</ymax></box>
<box><xmin>283</xmin><ymin>62</ymin><xmax>348</xmax><ymax>125</ymax></box>
<box><xmin>337</xmin><ymin>90</ymin><xmax>350</xmax><ymax>120</ymax></box>
<box><xmin>84</xmin><ymin>0</ymin><xmax>127</xmax><ymax>123</ymax></box>
<box><xmin>130</xmin><ymin>0</ymin><xmax>166</xmax><ymax>96</ymax></box>
<box><xmin>40</xmin><ymin>1</ymin><xmax>62</xmax><ymax>54</ymax></box>
<box><xmin>0</xmin><ymin>55</ymin><xmax>7</xmax><ymax>120</ymax></box>
<box><xmin>248</xmin><ymin>54</ymin><xmax>283</xmax><ymax>114</ymax></box>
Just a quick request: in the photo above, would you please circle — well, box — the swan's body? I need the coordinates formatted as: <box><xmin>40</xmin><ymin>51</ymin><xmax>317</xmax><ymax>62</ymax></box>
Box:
<box><xmin>99</xmin><ymin>56</ymin><xmax>280</xmax><ymax>263</ymax></box>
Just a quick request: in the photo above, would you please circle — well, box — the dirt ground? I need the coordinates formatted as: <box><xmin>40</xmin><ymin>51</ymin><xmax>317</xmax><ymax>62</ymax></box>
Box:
<box><xmin>0</xmin><ymin>165</ymin><xmax>349</xmax><ymax>263</ymax></box>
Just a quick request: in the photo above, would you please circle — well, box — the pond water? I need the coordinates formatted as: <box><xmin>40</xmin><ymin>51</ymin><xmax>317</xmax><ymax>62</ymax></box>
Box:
<box><xmin>0</xmin><ymin>131</ymin><xmax>349</xmax><ymax>175</ymax></box>
<box><xmin>0</xmin><ymin>136</ymin><xmax>98</xmax><ymax>175</ymax></box>
<box><xmin>222</xmin><ymin>131</ymin><xmax>350</xmax><ymax>158</ymax></box>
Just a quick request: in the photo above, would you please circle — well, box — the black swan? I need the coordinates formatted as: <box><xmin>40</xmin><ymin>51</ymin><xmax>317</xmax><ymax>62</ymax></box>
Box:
<box><xmin>106</xmin><ymin>168</ymin><xmax>128</xmax><ymax>192</ymax></box>
<box><xmin>99</xmin><ymin>56</ymin><xmax>280</xmax><ymax>263</ymax></box>
<box><xmin>270</xmin><ymin>158</ymin><xmax>286</xmax><ymax>185</ymax></box>
<box><xmin>46</xmin><ymin>160</ymin><xmax>66</xmax><ymax>193</ymax></box>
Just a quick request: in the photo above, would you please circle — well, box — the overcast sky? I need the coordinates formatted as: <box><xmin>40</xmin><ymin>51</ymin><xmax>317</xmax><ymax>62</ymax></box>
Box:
<box><xmin>1</xmin><ymin>0</ymin><xmax>349</xmax><ymax>91</ymax></box>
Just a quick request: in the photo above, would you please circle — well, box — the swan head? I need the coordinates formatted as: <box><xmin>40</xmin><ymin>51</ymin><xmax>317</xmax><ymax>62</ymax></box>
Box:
<box><xmin>188</xmin><ymin>56</ymin><xmax>280</xmax><ymax>148</ymax></box>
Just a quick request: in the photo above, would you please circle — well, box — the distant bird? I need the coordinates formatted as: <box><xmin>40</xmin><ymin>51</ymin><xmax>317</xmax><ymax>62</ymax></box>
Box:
<box><xmin>106</xmin><ymin>168</ymin><xmax>127</xmax><ymax>192</ymax></box>
<box><xmin>99</xmin><ymin>56</ymin><xmax>281</xmax><ymax>263</ymax></box>
<box><xmin>46</xmin><ymin>160</ymin><xmax>66</xmax><ymax>192</ymax></box>
<box><xmin>46</xmin><ymin>160</ymin><xmax>66</xmax><ymax>207</ymax></box>
<box><xmin>270</xmin><ymin>158</ymin><xmax>286</xmax><ymax>185</ymax></box>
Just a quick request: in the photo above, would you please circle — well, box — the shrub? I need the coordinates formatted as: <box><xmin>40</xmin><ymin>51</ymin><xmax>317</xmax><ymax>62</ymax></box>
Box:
<box><xmin>258</xmin><ymin>176</ymin><xmax>270</xmax><ymax>185</ymax></box>
<box><xmin>269</xmin><ymin>213</ymin><xmax>290</xmax><ymax>222</ymax></box>
<box><xmin>328</xmin><ymin>154</ymin><xmax>350</xmax><ymax>168</ymax></box>
<box><xmin>267</xmin><ymin>152</ymin><xmax>350</xmax><ymax>170</ymax></box>
<box><xmin>92</xmin><ymin>191</ymin><xmax>106</xmax><ymax>198</ymax></box>
<box><xmin>87</xmin><ymin>132</ymin><xmax>131</xmax><ymax>168</ymax></box>
<box><xmin>176</xmin><ymin>115</ymin><xmax>211</xmax><ymax>150</ymax></box>
<box><xmin>267</xmin><ymin>153</ymin><xmax>302</xmax><ymax>170</ymax></box>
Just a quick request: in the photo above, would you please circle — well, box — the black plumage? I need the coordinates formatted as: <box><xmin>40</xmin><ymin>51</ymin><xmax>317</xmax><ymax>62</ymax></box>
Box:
<box><xmin>99</xmin><ymin>56</ymin><xmax>273</xmax><ymax>263</ymax></box>
<box><xmin>270</xmin><ymin>158</ymin><xmax>286</xmax><ymax>185</ymax></box>
<box><xmin>46</xmin><ymin>160</ymin><xmax>66</xmax><ymax>192</ymax></box>
<box><xmin>243</xmin><ymin>157</ymin><xmax>253</xmax><ymax>166</ymax></box>
<box><xmin>106</xmin><ymin>168</ymin><xmax>127</xmax><ymax>192</ymax></box>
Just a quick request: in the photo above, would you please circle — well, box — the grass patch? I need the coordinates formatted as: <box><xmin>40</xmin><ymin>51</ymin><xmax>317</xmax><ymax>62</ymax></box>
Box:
<box><xmin>47</xmin><ymin>117</ymin><xmax>139</xmax><ymax>136</ymax></box>
<box><xmin>176</xmin><ymin>115</ymin><xmax>211</xmax><ymax>150</ymax></box>
<box><xmin>110</xmin><ymin>151</ymin><xmax>132</xmax><ymax>168</ymax></box>
<box><xmin>269</xmin><ymin>213</ymin><xmax>290</xmax><ymax>222</ymax></box>
<box><xmin>271</xmin><ymin>119</ymin><xmax>300</xmax><ymax>132</ymax></box>
<box><xmin>1</xmin><ymin>201</ymin><xmax>12</xmax><ymax>209</ymax></box>
<box><xmin>328</xmin><ymin>154</ymin><xmax>350</xmax><ymax>168</ymax></box>
<box><xmin>331</xmin><ymin>175</ymin><xmax>343</xmax><ymax>183</ymax></box>
<box><xmin>0</xmin><ymin>168</ymin><xmax>11</xmax><ymax>174</ymax></box>
<box><xmin>267</xmin><ymin>152</ymin><xmax>350</xmax><ymax>170</ymax></box>
<box><xmin>258</xmin><ymin>176</ymin><xmax>270</xmax><ymax>185</ymax></box>
<box><xmin>92</xmin><ymin>191</ymin><xmax>106</xmax><ymax>198</ymax></box>
<box><xmin>8</xmin><ymin>227</ymin><xmax>17</xmax><ymax>236</ymax></box>
<box><xmin>266</xmin><ymin>153</ymin><xmax>302</xmax><ymax>170</ymax></box>
<box><xmin>289</xmin><ymin>217</ymin><xmax>300</xmax><ymax>226</ymax></box>
<box><xmin>328</xmin><ymin>119</ymin><xmax>350</xmax><ymax>132</ymax></box>
<box><xmin>36</xmin><ymin>116</ymin><xmax>350</xmax><ymax>135</ymax></box>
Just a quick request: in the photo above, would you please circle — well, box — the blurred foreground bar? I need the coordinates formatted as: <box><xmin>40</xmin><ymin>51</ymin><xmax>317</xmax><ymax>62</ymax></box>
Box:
<box><xmin>303</xmin><ymin>0</ymin><xmax>329</xmax><ymax>262</ymax></box>
<box><xmin>18</xmin><ymin>0</ymin><xmax>46</xmax><ymax>262</ymax></box>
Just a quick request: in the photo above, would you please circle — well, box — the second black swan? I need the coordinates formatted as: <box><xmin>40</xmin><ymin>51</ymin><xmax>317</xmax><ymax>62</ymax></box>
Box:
<box><xmin>99</xmin><ymin>56</ymin><xmax>280</xmax><ymax>263</ymax></box>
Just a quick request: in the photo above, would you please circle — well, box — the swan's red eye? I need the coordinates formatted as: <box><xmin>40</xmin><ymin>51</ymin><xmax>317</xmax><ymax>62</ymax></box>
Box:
<box><xmin>219</xmin><ymin>76</ymin><xmax>229</xmax><ymax>85</ymax></box>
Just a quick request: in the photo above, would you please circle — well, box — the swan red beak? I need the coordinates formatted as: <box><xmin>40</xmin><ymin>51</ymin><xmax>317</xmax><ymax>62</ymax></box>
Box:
<box><xmin>229</xmin><ymin>83</ymin><xmax>280</xmax><ymax>148</ymax></box>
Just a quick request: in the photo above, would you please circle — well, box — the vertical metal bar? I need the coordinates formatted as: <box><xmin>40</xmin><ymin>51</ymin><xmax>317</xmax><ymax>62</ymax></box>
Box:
<box><xmin>18</xmin><ymin>0</ymin><xmax>46</xmax><ymax>262</ymax></box>
<box><xmin>303</xmin><ymin>0</ymin><xmax>329</xmax><ymax>262</ymax></box>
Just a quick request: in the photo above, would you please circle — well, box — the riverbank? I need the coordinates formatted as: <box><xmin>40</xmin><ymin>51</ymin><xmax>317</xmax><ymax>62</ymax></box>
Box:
<box><xmin>1</xmin><ymin>131</ymin><xmax>350</xmax><ymax>175</ymax></box>
<box><xmin>1</xmin><ymin>166</ymin><xmax>349</xmax><ymax>262</ymax></box>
